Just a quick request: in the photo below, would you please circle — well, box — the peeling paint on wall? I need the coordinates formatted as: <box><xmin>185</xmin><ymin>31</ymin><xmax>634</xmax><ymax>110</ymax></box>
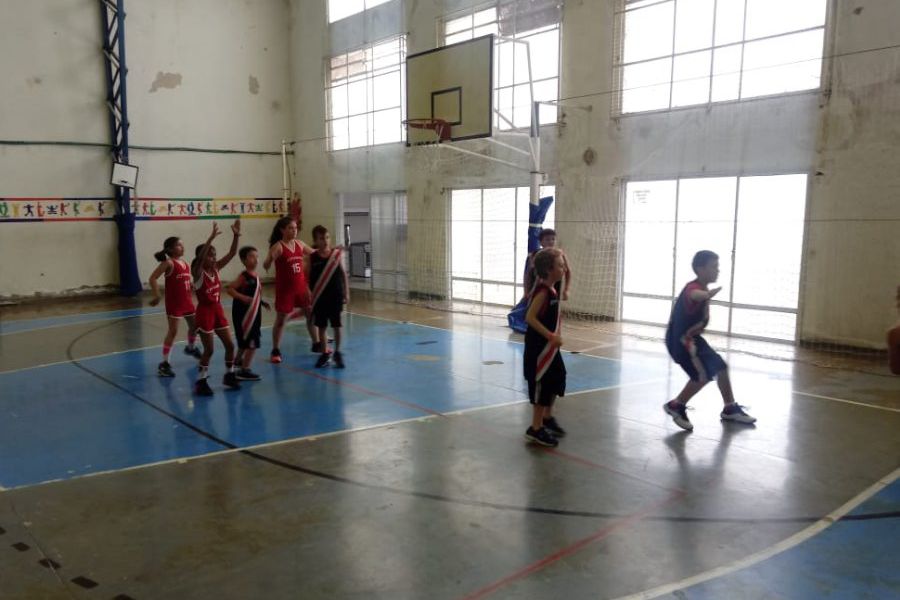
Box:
<box><xmin>149</xmin><ymin>71</ymin><xmax>182</xmax><ymax>93</ymax></box>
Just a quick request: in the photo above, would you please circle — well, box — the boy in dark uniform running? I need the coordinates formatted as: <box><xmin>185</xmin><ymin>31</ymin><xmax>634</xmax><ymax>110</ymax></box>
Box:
<box><xmin>663</xmin><ymin>250</ymin><xmax>756</xmax><ymax>431</ymax></box>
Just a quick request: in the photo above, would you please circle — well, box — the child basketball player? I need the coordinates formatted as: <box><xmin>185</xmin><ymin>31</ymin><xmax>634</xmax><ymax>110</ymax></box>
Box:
<box><xmin>263</xmin><ymin>216</ymin><xmax>319</xmax><ymax>363</ymax></box>
<box><xmin>226</xmin><ymin>246</ymin><xmax>271</xmax><ymax>381</ymax></box>
<box><xmin>309</xmin><ymin>225</ymin><xmax>350</xmax><ymax>369</ymax></box>
<box><xmin>663</xmin><ymin>250</ymin><xmax>756</xmax><ymax>430</ymax></box>
<box><xmin>523</xmin><ymin>228</ymin><xmax>572</xmax><ymax>301</ymax></box>
<box><xmin>523</xmin><ymin>248</ymin><xmax>568</xmax><ymax>447</ymax></box>
<box><xmin>149</xmin><ymin>236</ymin><xmax>202</xmax><ymax>377</ymax></box>
<box><xmin>191</xmin><ymin>221</ymin><xmax>242</xmax><ymax>396</ymax></box>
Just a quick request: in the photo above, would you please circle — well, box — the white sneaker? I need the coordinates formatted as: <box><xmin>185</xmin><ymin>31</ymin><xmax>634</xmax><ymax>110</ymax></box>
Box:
<box><xmin>664</xmin><ymin>401</ymin><xmax>693</xmax><ymax>431</ymax></box>
<box><xmin>720</xmin><ymin>403</ymin><xmax>756</xmax><ymax>424</ymax></box>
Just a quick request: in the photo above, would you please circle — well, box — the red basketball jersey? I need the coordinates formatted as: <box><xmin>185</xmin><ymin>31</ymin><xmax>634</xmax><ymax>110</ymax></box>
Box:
<box><xmin>164</xmin><ymin>259</ymin><xmax>195</xmax><ymax>316</ymax></box>
<box><xmin>195</xmin><ymin>269</ymin><xmax>222</xmax><ymax>307</ymax></box>
<box><xmin>275</xmin><ymin>240</ymin><xmax>307</xmax><ymax>293</ymax></box>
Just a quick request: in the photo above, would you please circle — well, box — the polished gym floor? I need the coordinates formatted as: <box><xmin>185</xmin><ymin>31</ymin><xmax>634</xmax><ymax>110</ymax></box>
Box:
<box><xmin>0</xmin><ymin>293</ymin><xmax>897</xmax><ymax>599</ymax></box>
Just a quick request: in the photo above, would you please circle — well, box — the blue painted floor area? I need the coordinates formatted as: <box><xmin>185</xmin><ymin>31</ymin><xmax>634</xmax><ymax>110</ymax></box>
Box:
<box><xmin>0</xmin><ymin>313</ymin><xmax>665</xmax><ymax>488</ymax></box>
<box><xmin>665</xmin><ymin>480</ymin><xmax>900</xmax><ymax>599</ymax></box>
<box><xmin>0</xmin><ymin>307</ymin><xmax>164</xmax><ymax>335</ymax></box>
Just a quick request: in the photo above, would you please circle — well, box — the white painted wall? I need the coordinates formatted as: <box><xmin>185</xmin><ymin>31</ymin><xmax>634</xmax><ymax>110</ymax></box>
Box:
<box><xmin>800</xmin><ymin>0</ymin><xmax>900</xmax><ymax>347</ymax></box>
<box><xmin>0</xmin><ymin>0</ymin><xmax>116</xmax><ymax>296</ymax></box>
<box><xmin>0</xmin><ymin>0</ymin><xmax>292</xmax><ymax>298</ymax></box>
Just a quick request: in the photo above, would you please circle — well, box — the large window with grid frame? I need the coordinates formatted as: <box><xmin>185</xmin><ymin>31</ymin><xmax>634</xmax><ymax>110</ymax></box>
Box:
<box><xmin>442</xmin><ymin>2</ymin><xmax>560</xmax><ymax>129</ymax></box>
<box><xmin>621</xmin><ymin>174</ymin><xmax>807</xmax><ymax>341</ymax></box>
<box><xmin>615</xmin><ymin>0</ymin><xmax>828</xmax><ymax>114</ymax></box>
<box><xmin>451</xmin><ymin>186</ymin><xmax>556</xmax><ymax>307</ymax></box>
<box><xmin>326</xmin><ymin>36</ymin><xmax>406</xmax><ymax>151</ymax></box>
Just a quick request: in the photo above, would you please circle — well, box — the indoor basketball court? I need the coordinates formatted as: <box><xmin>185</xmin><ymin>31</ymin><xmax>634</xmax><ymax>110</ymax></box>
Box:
<box><xmin>1</xmin><ymin>1</ymin><xmax>898</xmax><ymax>599</ymax></box>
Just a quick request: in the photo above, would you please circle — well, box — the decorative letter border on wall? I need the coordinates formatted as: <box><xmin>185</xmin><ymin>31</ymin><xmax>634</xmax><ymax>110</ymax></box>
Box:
<box><xmin>0</xmin><ymin>197</ymin><xmax>287</xmax><ymax>222</ymax></box>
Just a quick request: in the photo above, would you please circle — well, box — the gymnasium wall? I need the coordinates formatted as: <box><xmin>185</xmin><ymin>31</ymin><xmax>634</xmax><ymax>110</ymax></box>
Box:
<box><xmin>290</xmin><ymin>0</ymin><xmax>899</xmax><ymax>348</ymax></box>
<box><xmin>4</xmin><ymin>0</ymin><xmax>896</xmax><ymax>348</ymax></box>
<box><xmin>0</xmin><ymin>0</ymin><xmax>292</xmax><ymax>299</ymax></box>
<box><xmin>800</xmin><ymin>1</ymin><xmax>900</xmax><ymax>348</ymax></box>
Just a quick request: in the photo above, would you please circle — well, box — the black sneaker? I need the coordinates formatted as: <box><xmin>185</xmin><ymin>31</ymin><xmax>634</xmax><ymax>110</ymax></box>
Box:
<box><xmin>158</xmin><ymin>361</ymin><xmax>175</xmax><ymax>377</ymax></box>
<box><xmin>184</xmin><ymin>345</ymin><xmax>202</xmax><ymax>359</ymax></box>
<box><xmin>664</xmin><ymin>401</ymin><xmax>693</xmax><ymax>431</ymax></box>
<box><xmin>194</xmin><ymin>378</ymin><xmax>214</xmax><ymax>396</ymax></box>
<box><xmin>524</xmin><ymin>426</ymin><xmax>558</xmax><ymax>447</ymax></box>
<box><xmin>543</xmin><ymin>416</ymin><xmax>566</xmax><ymax>437</ymax></box>
<box><xmin>315</xmin><ymin>353</ymin><xmax>330</xmax><ymax>368</ymax></box>
<box><xmin>223</xmin><ymin>372</ymin><xmax>241</xmax><ymax>390</ymax></box>
<box><xmin>333</xmin><ymin>351</ymin><xmax>345</xmax><ymax>369</ymax></box>
<box><xmin>270</xmin><ymin>348</ymin><xmax>282</xmax><ymax>364</ymax></box>
<box><xmin>236</xmin><ymin>368</ymin><xmax>261</xmax><ymax>381</ymax></box>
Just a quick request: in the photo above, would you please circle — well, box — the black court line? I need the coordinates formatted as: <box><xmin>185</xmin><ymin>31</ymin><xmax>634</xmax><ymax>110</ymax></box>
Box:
<box><xmin>51</xmin><ymin>316</ymin><xmax>899</xmax><ymax>525</ymax></box>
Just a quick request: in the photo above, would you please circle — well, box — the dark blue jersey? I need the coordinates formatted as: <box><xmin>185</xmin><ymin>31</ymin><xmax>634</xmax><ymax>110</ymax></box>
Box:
<box><xmin>666</xmin><ymin>280</ymin><xmax>708</xmax><ymax>349</ymax></box>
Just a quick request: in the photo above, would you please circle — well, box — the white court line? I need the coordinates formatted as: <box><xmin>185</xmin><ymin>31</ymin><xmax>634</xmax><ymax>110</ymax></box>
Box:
<box><xmin>2</xmin><ymin>310</ymin><xmax>616</xmax><ymax>375</ymax></box>
<box><xmin>566</xmin><ymin>378</ymin><xmax>669</xmax><ymax>396</ymax></box>
<box><xmin>0</xmin><ymin>414</ymin><xmax>439</xmax><ymax>494</ymax></box>
<box><xmin>611</xmin><ymin>466</ymin><xmax>900</xmax><ymax>600</ymax></box>
<box><xmin>0</xmin><ymin>310</ymin><xmax>164</xmax><ymax>336</ymax></box>
<box><xmin>0</xmin><ymin>383</ymin><xmax>642</xmax><ymax>494</ymax></box>
<box><xmin>0</xmin><ymin>323</ymin><xmax>275</xmax><ymax>375</ymax></box>
<box><xmin>570</xmin><ymin>343</ymin><xmax>617</xmax><ymax>354</ymax></box>
<box><xmin>793</xmin><ymin>390</ymin><xmax>900</xmax><ymax>414</ymax></box>
<box><xmin>348</xmin><ymin>310</ymin><xmax>625</xmax><ymax>362</ymax></box>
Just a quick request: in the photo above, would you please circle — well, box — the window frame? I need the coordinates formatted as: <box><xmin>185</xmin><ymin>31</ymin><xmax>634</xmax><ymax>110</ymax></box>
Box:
<box><xmin>613</xmin><ymin>0</ymin><xmax>831</xmax><ymax>116</ymax></box>
<box><xmin>325</xmin><ymin>35</ymin><xmax>407</xmax><ymax>152</ymax></box>
<box><xmin>449</xmin><ymin>184</ymin><xmax>557</xmax><ymax>307</ymax></box>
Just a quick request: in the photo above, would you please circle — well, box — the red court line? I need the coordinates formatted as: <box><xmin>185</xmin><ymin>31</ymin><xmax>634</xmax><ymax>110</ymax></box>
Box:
<box><xmin>281</xmin><ymin>364</ymin><xmax>445</xmax><ymax>416</ymax></box>
<box><xmin>280</xmin><ymin>363</ymin><xmax>682</xmax><ymax>494</ymax></box>
<box><xmin>460</xmin><ymin>490</ymin><xmax>686</xmax><ymax>600</ymax></box>
<box><xmin>548</xmin><ymin>448</ymin><xmax>685</xmax><ymax>494</ymax></box>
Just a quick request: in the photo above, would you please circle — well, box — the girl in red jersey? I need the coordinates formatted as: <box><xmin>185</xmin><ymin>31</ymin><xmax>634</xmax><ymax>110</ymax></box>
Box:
<box><xmin>263</xmin><ymin>216</ymin><xmax>319</xmax><ymax>363</ymax></box>
<box><xmin>149</xmin><ymin>236</ymin><xmax>202</xmax><ymax>377</ymax></box>
<box><xmin>191</xmin><ymin>220</ymin><xmax>242</xmax><ymax>396</ymax></box>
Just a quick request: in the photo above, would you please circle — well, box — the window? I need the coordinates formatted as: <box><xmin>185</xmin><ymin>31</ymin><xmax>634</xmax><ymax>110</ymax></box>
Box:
<box><xmin>621</xmin><ymin>174</ymin><xmax>807</xmax><ymax>341</ymax></box>
<box><xmin>451</xmin><ymin>186</ymin><xmax>555</xmax><ymax>306</ymax></box>
<box><xmin>443</xmin><ymin>2</ymin><xmax>560</xmax><ymax>129</ymax></box>
<box><xmin>616</xmin><ymin>0</ymin><xmax>827</xmax><ymax>114</ymax></box>
<box><xmin>328</xmin><ymin>0</ymin><xmax>393</xmax><ymax>24</ymax></box>
<box><xmin>327</xmin><ymin>36</ymin><xmax>406</xmax><ymax>151</ymax></box>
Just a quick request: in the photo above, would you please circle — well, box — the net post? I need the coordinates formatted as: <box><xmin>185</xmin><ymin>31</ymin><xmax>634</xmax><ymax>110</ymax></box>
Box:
<box><xmin>530</xmin><ymin>100</ymin><xmax>542</xmax><ymax>207</ymax></box>
<box><xmin>281</xmin><ymin>139</ymin><xmax>290</xmax><ymax>207</ymax></box>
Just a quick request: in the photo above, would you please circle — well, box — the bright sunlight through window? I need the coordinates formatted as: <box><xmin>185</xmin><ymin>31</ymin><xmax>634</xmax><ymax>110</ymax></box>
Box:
<box><xmin>616</xmin><ymin>0</ymin><xmax>827</xmax><ymax>113</ymax></box>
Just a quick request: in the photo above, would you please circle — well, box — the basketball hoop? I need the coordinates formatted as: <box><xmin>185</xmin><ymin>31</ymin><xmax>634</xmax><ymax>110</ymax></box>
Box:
<box><xmin>404</xmin><ymin>118</ymin><xmax>452</xmax><ymax>144</ymax></box>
